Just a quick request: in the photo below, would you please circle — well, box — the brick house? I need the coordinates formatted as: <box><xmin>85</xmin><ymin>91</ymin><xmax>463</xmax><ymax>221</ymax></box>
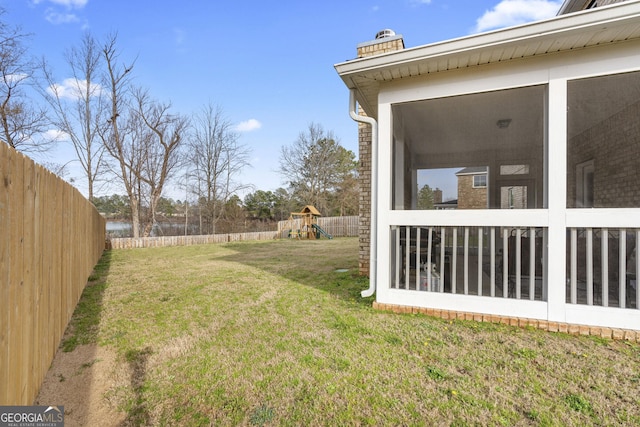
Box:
<box><xmin>335</xmin><ymin>0</ymin><xmax>640</xmax><ymax>331</ymax></box>
<box><xmin>456</xmin><ymin>165</ymin><xmax>533</xmax><ymax>210</ymax></box>
<box><xmin>456</xmin><ymin>167</ymin><xmax>488</xmax><ymax>209</ymax></box>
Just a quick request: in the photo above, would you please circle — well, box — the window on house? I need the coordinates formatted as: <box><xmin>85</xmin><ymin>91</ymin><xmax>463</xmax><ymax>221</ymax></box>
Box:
<box><xmin>500</xmin><ymin>164</ymin><xmax>530</xmax><ymax>175</ymax></box>
<box><xmin>576</xmin><ymin>160</ymin><xmax>594</xmax><ymax>208</ymax></box>
<box><xmin>473</xmin><ymin>174</ymin><xmax>487</xmax><ymax>188</ymax></box>
<box><xmin>392</xmin><ymin>85</ymin><xmax>546</xmax><ymax>210</ymax></box>
<box><xmin>567</xmin><ymin>71</ymin><xmax>640</xmax><ymax>208</ymax></box>
<box><xmin>501</xmin><ymin>185</ymin><xmax>528</xmax><ymax>209</ymax></box>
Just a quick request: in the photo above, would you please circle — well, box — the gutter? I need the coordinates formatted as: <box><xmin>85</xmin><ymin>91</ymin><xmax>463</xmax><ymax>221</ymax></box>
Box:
<box><xmin>349</xmin><ymin>89</ymin><xmax>378</xmax><ymax>298</ymax></box>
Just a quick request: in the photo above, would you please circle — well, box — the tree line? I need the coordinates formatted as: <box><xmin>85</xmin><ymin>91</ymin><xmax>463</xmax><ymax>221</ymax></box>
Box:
<box><xmin>95</xmin><ymin>175</ymin><xmax>357</xmax><ymax>237</ymax></box>
<box><xmin>0</xmin><ymin>8</ymin><xmax>358</xmax><ymax>237</ymax></box>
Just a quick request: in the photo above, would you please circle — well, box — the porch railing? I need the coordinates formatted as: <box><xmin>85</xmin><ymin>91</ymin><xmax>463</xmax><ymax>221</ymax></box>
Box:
<box><xmin>391</xmin><ymin>225</ymin><xmax>639</xmax><ymax>310</ymax></box>
<box><xmin>391</xmin><ymin>226</ymin><xmax>545</xmax><ymax>301</ymax></box>
<box><xmin>567</xmin><ymin>228</ymin><xmax>638</xmax><ymax>309</ymax></box>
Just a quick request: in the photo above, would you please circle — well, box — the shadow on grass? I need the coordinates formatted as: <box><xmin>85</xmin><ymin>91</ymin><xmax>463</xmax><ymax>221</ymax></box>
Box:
<box><xmin>61</xmin><ymin>250</ymin><xmax>113</xmax><ymax>352</ymax></box>
<box><xmin>121</xmin><ymin>347</ymin><xmax>153</xmax><ymax>426</ymax></box>
<box><xmin>220</xmin><ymin>238</ymin><xmax>375</xmax><ymax>307</ymax></box>
<box><xmin>75</xmin><ymin>251</ymin><xmax>153</xmax><ymax>425</ymax></box>
<box><xmin>35</xmin><ymin>249</ymin><xmax>113</xmax><ymax>424</ymax></box>
<box><xmin>58</xmin><ymin>250</ymin><xmax>155</xmax><ymax>425</ymax></box>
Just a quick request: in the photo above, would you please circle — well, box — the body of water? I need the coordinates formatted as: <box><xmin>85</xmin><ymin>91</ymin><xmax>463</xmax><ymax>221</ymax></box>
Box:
<box><xmin>106</xmin><ymin>221</ymin><xmax>131</xmax><ymax>231</ymax></box>
<box><xmin>106</xmin><ymin>221</ymin><xmax>198</xmax><ymax>237</ymax></box>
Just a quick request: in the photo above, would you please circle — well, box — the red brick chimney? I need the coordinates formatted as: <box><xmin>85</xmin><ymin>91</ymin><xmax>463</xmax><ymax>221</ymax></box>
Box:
<box><xmin>355</xmin><ymin>30</ymin><xmax>404</xmax><ymax>276</ymax></box>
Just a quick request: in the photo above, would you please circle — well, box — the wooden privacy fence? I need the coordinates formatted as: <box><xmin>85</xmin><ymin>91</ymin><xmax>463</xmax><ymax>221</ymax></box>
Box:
<box><xmin>316</xmin><ymin>216</ymin><xmax>359</xmax><ymax>238</ymax></box>
<box><xmin>109</xmin><ymin>216</ymin><xmax>359</xmax><ymax>249</ymax></box>
<box><xmin>277</xmin><ymin>216</ymin><xmax>359</xmax><ymax>239</ymax></box>
<box><xmin>110</xmin><ymin>231</ymin><xmax>278</xmax><ymax>249</ymax></box>
<box><xmin>0</xmin><ymin>143</ymin><xmax>106</xmax><ymax>405</ymax></box>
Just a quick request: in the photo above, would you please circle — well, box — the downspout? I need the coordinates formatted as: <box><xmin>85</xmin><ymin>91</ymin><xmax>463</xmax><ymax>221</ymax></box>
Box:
<box><xmin>349</xmin><ymin>89</ymin><xmax>378</xmax><ymax>298</ymax></box>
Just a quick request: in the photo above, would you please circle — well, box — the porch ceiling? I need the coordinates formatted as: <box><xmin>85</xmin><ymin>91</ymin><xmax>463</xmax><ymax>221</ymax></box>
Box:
<box><xmin>394</xmin><ymin>70</ymin><xmax>640</xmax><ymax>169</ymax></box>
<box><xmin>394</xmin><ymin>86</ymin><xmax>544</xmax><ymax>169</ymax></box>
<box><xmin>335</xmin><ymin>1</ymin><xmax>640</xmax><ymax>120</ymax></box>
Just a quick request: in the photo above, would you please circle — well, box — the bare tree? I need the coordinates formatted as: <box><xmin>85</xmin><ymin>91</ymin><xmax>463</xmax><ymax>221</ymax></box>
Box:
<box><xmin>330</xmin><ymin>148</ymin><xmax>359</xmax><ymax>216</ymax></box>
<box><xmin>100</xmin><ymin>35</ymin><xmax>187</xmax><ymax>237</ymax></box>
<box><xmin>188</xmin><ymin>103</ymin><xmax>251</xmax><ymax>234</ymax></box>
<box><xmin>99</xmin><ymin>34</ymin><xmax>143</xmax><ymax>236</ymax></box>
<box><xmin>279</xmin><ymin>123</ymin><xmax>356</xmax><ymax>215</ymax></box>
<box><xmin>132</xmin><ymin>88</ymin><xmax>188</xmax><ymax>236</ymax></box>
<box><xmin>43</xmin><ymin>32</ymin><xmax>106</xmax><ymax>200</ymax></box>
<box><xmin>0</xmin><ymin>8</ymin><xmax>49</xmax><ymax>152</ymax></box>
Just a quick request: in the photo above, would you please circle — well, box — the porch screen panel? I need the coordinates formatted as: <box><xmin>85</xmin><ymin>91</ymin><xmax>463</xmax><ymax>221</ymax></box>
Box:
<box><xmin>567</xmin><ymin>71</ymin><xmax>640</xmax><ymax>209</ymax></box>
<box><xmin>566</xmin><ymin>71</ymin><xmax>640</xmax><ymax>310</ymax></box>
<box><xmin>391</xmin><ymin>85</ymin><xmax>546</xmax><ymax>210</ymax></box>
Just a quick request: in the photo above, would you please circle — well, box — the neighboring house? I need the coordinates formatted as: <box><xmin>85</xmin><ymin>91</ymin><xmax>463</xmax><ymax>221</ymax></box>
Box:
<box><xmin>456</xmin><ymin>165</ymin><xmax>532</xmax><ymax>210</ymax></box>
<box><xmin>335</xmin><ymin>0</ymin><xmax>640</xmax><ymax>331</ymax></box>
<box><xmin>456</xmin><ymin>167</ymin><xmax>488</xmax><ymax>209</ymax></box>
<box><xmin>426</xmin><ymin>165</ymin><xmax>527</xmax><ymax>210</ymax></box>
<box><xmin>434</xmin><ymin>199</ymin><xmax>458</xmax><ymax>210</ymax></box>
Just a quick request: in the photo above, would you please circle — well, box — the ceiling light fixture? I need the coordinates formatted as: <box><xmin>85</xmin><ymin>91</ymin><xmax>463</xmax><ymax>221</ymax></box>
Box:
<box><xmin>496</xmin><ymin>119</ymin><xmax>512</xmax><ymax>129</ymax></box>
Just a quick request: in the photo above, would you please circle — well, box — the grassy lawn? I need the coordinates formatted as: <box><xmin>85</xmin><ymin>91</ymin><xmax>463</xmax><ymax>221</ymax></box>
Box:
<box><xmin>65</xmin><ymin>237</ymin><xmax>640</xmax><ymax>426</ymax></box>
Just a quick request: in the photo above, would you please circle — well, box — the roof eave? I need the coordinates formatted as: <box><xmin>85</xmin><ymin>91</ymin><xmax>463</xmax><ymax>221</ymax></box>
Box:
<box><xmin>335</xmin><ymin>1</ymin><xmax>640</xmax><ymax>117</ymax></box>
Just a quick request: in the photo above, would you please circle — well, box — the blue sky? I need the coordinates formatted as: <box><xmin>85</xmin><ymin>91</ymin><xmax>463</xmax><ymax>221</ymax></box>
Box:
<box><xmin>3</xmin><ymin>0</ymin><xmax>563</xmax><ymax>200</ymax></box>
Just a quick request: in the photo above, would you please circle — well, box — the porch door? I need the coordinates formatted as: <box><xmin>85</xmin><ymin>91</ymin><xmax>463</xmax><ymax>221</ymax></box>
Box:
<box><xmin>497</xmin><ymin>179</ymin><xmax>536</xmax><ymax>209</ymax></box>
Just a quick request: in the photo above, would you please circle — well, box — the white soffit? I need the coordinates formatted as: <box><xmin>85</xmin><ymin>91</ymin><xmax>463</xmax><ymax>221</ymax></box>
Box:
<box><xmin>335</xmin><ymin>1</ymin><xmax>640</xmax><ymax>117</ymax></box>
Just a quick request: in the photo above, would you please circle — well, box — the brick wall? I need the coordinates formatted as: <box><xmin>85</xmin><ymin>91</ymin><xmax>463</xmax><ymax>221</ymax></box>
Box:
<box><xmin>457</xmin><ymin>175</ymin><xmax>488</xmax><ymax>209</ymax></box>
<box><xmin>355</xmin><ymin>33</ymin><xmax>405</xmax><ymax>276</ymax></box>
<box><xmin>357</xmin><ymin>118</ymin><xmax>372</xmax><ymax>275</ymax></box>
<box><xmin>567</xmin><ymin>100</ymin><xmax>640</xmax><ymax>208</ymax></box>
<box><xmin>373</xmin><ymin>302</ymin><xmax>640</xmax><ymax>340</ymax></box>
<box><xmin>357</xmin><ymin>37</ymin><xmax>406</xmax><ymax>58</ymax></box>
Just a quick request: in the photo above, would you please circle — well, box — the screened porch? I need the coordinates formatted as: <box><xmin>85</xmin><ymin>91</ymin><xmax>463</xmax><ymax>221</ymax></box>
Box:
<box><xmin>387</xmin><ymin>71</ymin><xmax>640</xmax><ymax>313</ymax></box>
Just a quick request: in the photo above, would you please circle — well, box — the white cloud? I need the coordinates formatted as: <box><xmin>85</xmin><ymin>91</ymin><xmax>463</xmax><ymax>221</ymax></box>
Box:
<box><xmin>34</xmin><ymin>0</ymin><xmax>87</xmax><ymax>25</ymax></box>
<box><xmin>411</xmin><ymin>0</ymin><xmax>432</xmax><ymax>5</ymax></box>
<box><xmin>58</xmin><ymin>0</ymin><xmax>88</xmax><ymax>7</ymax></box>
<box><xmin>48</xmin><ymin>78</ymin><xmax>103</xmax><ymax>100</ymax></box>
<box><xmin>44</xmin><ymin>128</ymin><xmax>69</xmax><ymax>142</ymax></box>
<box><xmin>475</xmin><ymin>0</ymin><xmax>562</xmax><ymax>33</ymax></box>
<box><xmin>236</xmin><ymin>119</ymin><xmax>262</xmax><ymax>132</ymax></box>
<box><xmin>6</xmin><ymin>73</ymin><xmax>28</xmax><ymax>85</ymax></box>
<box><xmin>36</xmin><ymin>0</ymin><xmax>88</xmax><ymax>8</ymax></box>
<box><xmin>45</xmin><ymin>10</ymin><xmax>79</xmax><ymax>24</ymax></box>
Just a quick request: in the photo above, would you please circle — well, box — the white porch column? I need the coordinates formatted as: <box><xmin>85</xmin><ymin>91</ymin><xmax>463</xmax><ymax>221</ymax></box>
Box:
<box><xmin>546</xmin><ymin>78</ymin><xmax>568</xmax><ymax>322</ymax></box>
<box><xmin>376</xmin><ymin>102</ymin><xmax>393</xmax><ymax>303</ymax></box>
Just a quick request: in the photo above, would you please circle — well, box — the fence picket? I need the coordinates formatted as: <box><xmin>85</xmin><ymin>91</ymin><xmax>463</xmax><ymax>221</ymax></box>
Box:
<box><xmin>0</xmin><ymin>144</ymin><xmax>8</xmax><ymax>402</ymax></box>
<box><xmin>1</xmin><ymin>143</ymin><xmax>105</xmax><ymax>405</ymax></box>
<box><xmin>8</xmin><ymin>147</ymin><xmax>24</xmax><ymax>403</ymax></box>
